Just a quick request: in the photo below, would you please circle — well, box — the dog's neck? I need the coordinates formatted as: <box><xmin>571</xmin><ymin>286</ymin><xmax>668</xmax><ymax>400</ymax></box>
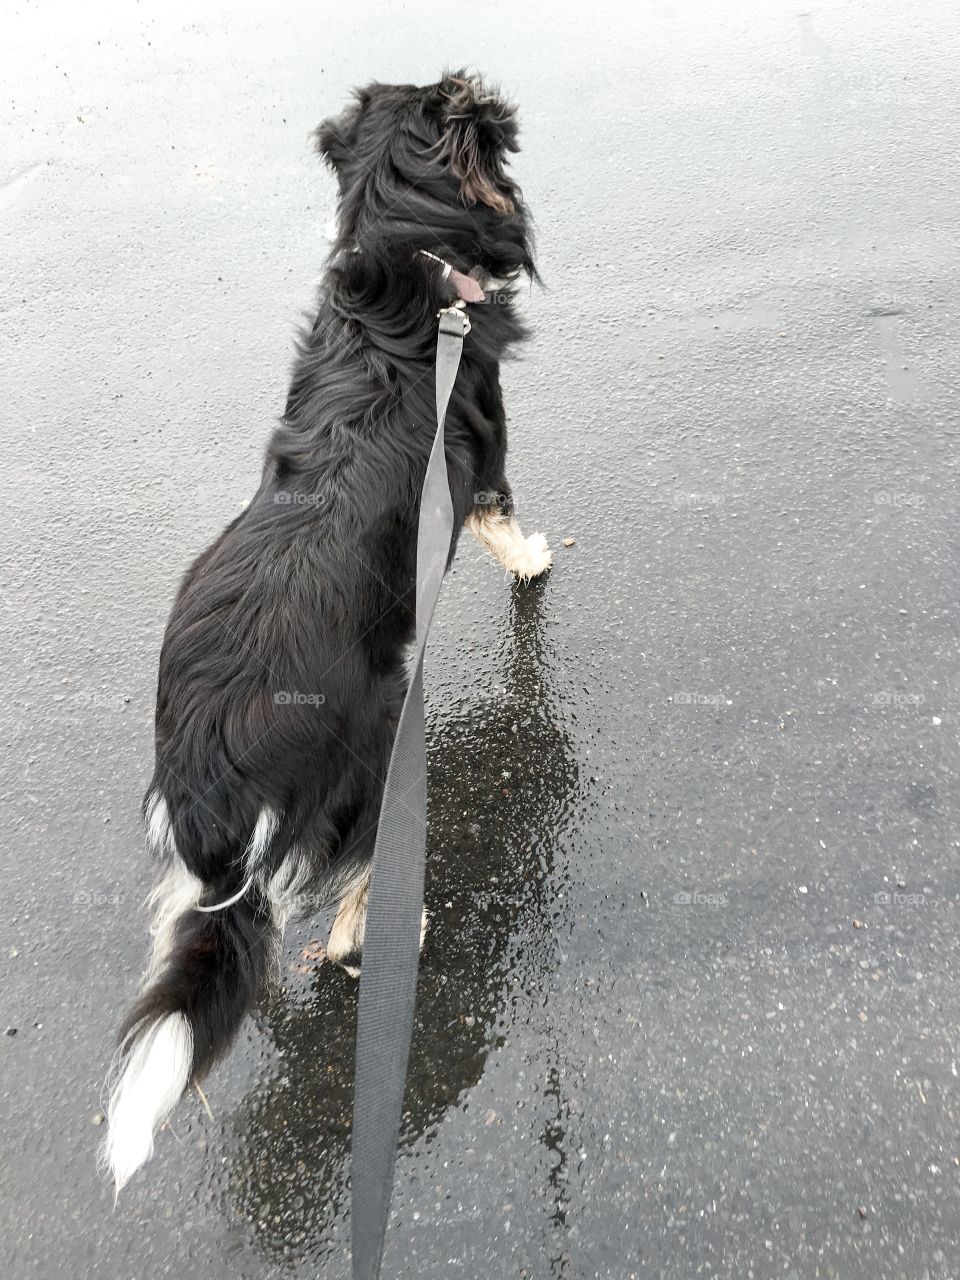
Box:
<box><xmin>339</xmin><ymin>239</ymin><xmax>509</xmax><ymax>303</ymax></box>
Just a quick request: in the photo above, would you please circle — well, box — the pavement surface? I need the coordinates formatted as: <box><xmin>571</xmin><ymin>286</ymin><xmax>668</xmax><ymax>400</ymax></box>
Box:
<box><xmin>3</xmin><ymin>2</ymin><xmax>960</xmax><ymax>1277</ymax></box>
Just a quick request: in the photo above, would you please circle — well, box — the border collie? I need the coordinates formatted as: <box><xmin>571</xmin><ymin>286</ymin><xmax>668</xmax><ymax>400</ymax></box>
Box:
<box><xmin>103</xmin><ymin>73</ymin><xmax>550</xmax><ymax>1191</ymax></box>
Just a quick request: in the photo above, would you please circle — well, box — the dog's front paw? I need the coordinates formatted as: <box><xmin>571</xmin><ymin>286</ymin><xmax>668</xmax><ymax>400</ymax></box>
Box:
<box><xmin>513</xmin><ymin>532</ymin><xmax>552</xmax><ymax>582</ymax></box>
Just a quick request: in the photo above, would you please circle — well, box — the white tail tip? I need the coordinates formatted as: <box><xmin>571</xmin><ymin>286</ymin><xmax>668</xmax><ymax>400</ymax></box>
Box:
<box><xmin>103</xmin><ymin>1013</ymin><xmax>193</xmax><ymax>1193</ymax></box>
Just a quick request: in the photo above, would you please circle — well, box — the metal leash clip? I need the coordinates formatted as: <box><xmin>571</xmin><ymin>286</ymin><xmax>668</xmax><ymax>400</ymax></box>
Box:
<box><xmin>437</xmin><ymin>302</ymin><xmax>471</xmax><ymax>336</ymax></box>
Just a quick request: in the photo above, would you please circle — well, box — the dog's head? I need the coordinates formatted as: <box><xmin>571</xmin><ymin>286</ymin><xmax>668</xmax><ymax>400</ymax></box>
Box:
<box><xmin>314</xmin><ymin>73</ymin><xmax>533</xmax><ymax>275</ymax></box>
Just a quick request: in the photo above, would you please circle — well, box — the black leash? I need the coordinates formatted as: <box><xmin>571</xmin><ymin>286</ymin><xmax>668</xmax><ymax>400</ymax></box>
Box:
<box><xmin>351</xmin><ymin>304</ymin><xmax>470</xmax><ymax>1280</ymax></box>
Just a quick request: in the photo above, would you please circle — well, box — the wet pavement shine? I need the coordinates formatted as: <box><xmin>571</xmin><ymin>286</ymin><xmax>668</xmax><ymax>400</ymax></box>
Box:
<box><xmin>3</xmin><ymin>2</ymin><xmax>960</xmax><ymax>1277</ymax></box>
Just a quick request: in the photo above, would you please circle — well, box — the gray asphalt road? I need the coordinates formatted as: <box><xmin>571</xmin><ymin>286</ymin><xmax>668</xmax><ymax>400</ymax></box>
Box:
<box><xmin>3</xmin><ymin>2</ymin><xmax>960</xmax><ymax>1277</ymax></box>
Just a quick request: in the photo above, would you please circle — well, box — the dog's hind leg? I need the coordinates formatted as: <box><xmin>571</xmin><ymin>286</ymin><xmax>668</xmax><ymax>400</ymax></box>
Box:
<box><xmin>326</xmin><ymin>864</ymin><xmax>428</xmax><ymax>978</ymax></box>
<box><xmin>465</xmin><ymin>484</ymin><xmax>551</xmax><ymax>582</ymax></box>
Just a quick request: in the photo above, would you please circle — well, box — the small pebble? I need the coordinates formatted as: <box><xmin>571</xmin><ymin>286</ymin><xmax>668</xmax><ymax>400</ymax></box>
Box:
<box><xmin>4</xmin><ymin>1027</ymin><xmax>16</xmax><ymax>1037</ymax></box>
<box><xmin>563</xmin><ymin>537</ymin><xmax>576</xmax><ymax>547</ymax></box>
<box><xmin>90</xmin><ymin>1112</ymin><xmax>105</xmax><ymax>1126</ymax></box>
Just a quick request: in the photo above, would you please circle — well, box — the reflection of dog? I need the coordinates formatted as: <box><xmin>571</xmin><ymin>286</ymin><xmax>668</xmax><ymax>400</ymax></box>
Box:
<box><xmin>103</xmin><ymin>73</ymin><xmax>551</xmax><ymax>1192</ymax></box>
<box><xmin>221</xmin><ymin>581</ymin><xmax>579</xmax><ymax>1251</ymax></box>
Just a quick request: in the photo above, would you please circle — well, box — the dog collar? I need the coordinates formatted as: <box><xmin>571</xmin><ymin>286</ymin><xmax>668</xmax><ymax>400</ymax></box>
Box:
<box><xmin>417</xmin><ymin>250</ymin><xmax>486</xmax><ymax>303</ymax></box>
<box><xmin>340</xmin><ymin>243</ymin><xmax>497</xmax><ymax>304</ymax></box>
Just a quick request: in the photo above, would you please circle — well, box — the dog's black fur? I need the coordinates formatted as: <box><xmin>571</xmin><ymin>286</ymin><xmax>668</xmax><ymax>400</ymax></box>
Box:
<box><xmin>105</xmin><ymin>74</ymin><xmax>540</xmax><ymax>1186</ymax></box>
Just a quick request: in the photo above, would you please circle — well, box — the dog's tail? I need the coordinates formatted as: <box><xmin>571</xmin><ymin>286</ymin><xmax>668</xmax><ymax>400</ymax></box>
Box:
<box><xmin>103</xmin><ymin>861</ymin><xmax>276</xmax><ymax>1192</ymax></box>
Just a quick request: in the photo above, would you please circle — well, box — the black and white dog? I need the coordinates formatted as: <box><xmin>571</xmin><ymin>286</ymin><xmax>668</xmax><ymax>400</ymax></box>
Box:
<box><xmin>104</xmin><ymin>74</ymin><xmax>550</xmax><ymax>1190</ymax></box>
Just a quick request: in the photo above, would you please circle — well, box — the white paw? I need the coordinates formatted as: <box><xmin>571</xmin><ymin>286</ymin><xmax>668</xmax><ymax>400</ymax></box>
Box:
<box><xmin>512</xmin><ymin>532</ymin><xmax>552</xmax><ymax>582</ymax></box>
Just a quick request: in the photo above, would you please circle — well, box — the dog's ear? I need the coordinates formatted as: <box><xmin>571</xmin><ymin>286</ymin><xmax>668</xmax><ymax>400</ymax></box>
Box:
<box><xmin>434</xmin><ymin>74</ymin><xmax>519</xmax><ymax>215</ymax></box>
<box><xmin>312</xmin><ymin>94</ymin><xmax>367</xmax><ymax>174</ymax></box>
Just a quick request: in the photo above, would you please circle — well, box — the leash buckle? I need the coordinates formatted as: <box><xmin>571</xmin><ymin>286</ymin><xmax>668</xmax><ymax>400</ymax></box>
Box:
<box><xmin>438</xmin><ymin>304</ymin><xmax>471</xmax><ymax>337</ymax></box>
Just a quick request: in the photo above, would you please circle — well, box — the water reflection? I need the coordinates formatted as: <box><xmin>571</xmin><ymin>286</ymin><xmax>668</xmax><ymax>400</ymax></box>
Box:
<box><xmin>220</xmin><ymin>580</ymin><xmax>580</xmax><ymax>1266</ymax></box>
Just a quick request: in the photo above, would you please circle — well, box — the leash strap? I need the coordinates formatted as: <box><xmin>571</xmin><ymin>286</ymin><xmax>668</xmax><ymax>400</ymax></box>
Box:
<box><xmin>351</xmin><ymin>306</ymin><xmax>469</xmax><ymax>1280</ymax></box>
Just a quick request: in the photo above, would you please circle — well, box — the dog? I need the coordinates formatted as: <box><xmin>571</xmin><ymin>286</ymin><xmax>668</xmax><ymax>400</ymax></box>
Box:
<box><xmin>103</xmin><ymin>73</ymin><xmax>550</xmax><ymax>1192</ymax></box>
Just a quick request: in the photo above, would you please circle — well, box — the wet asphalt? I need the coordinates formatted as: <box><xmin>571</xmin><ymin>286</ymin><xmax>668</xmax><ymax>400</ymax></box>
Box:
<box><xmin>3</xmin><ymin>1</ymin><xmax>960</xmax><ymax>1277</ymax></box>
